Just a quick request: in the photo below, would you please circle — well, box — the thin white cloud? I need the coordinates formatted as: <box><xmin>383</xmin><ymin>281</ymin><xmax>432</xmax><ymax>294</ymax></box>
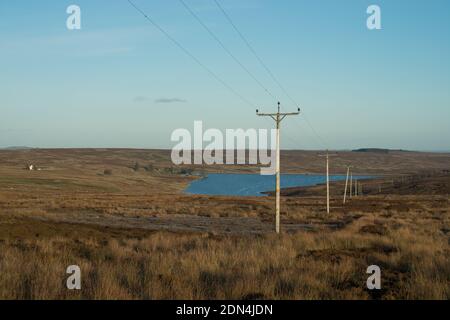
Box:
<box><xmin>154</xmin><ymin>98</ymin><xmax>187</xmax><ymax>104</ymax></box>
<box><xmin>133</xmin><ymin>96</ymin><xmax>148</xmax><ymax>103</ymax></box>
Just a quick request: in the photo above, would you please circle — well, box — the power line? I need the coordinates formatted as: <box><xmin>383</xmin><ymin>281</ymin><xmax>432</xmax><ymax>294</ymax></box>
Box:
<box><xmin>293</xmin><ymin>116</ymin><xmax>328</xmax><ymax>150</ymax></box>
<box><xmin>126</xmin><ymin>0</ymin><xmax>256</xmax><ymax>108</ymax></box>
<box><xmin>300</xmin><ymin>114</ymin><xmax>329</xmax><ymax>148</ymax></box>
<box><xmin>128</xmin><ymin>0</ymin><xmax>304</xmax><ymax>150</ymax></box>
<box><xmin>213</xmin><ymin>0</ymin><xmax>288</xmax><ymax>102</ymax></box>
<box><xmin>214</xmin><ymin>0</ymin><xmax>330</xmax><ymax>150</ymax></box>
<box><xmin>129</xmin><ymin>0</ymin><xmax>328</xmax><ymax>151</ymax></box>
<box><xmin>284</xmin><ymin>119</ymin><xmax>316</xmax><ymax>148</ymax></box>
<box><xmin>178</xmin><ymin>0</ymin><xmax>277</xmax><ymax>102</ymax></box>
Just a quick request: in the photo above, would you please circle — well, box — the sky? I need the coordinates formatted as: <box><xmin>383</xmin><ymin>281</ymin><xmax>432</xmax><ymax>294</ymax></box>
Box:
<box><xmin>0</xmin><ymin>0</ymin><xmax>449</xmax><ymax>151</ymax></box>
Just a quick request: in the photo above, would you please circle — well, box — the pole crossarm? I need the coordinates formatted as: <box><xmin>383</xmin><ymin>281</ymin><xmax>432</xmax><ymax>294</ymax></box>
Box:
<box><xmin>318</xmin><ymin>153</ymin><xmax>338</xmax><ymax>157</ymax></box>
<box><xmin>256</xmin><ymin>112</ymin><xmax>300</xmax><ymax>117</ymax></box>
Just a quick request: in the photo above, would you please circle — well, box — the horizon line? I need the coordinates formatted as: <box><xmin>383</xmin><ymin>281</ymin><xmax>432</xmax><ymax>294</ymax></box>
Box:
<box><xmin>1</xmin><ymin>147</ymin><xmax>450</xmax><ymax>154</ymax></box>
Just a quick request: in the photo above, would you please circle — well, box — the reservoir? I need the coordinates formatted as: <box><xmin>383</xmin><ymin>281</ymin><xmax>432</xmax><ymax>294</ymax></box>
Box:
<box><xmin>185</xmin><ymin>173</ymin><xmax>373</xmax><ymax>197</ymax></box>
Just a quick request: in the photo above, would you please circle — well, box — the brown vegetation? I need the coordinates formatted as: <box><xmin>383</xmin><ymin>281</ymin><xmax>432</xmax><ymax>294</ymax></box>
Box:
<box><xmin>0</xmin><ymin>149</ymin><xmax>449</xmax><ymax>300</ymax></box>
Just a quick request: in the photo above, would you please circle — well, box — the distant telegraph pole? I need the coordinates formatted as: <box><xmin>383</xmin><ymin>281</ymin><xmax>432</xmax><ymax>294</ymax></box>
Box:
<box><xmin>350</xmin><ymin>171</ymin><xmax>353</xmax><ymax>198</ymax></box>
<box><xmin>343</xmin><ymin>165</ymin><xmax>353</xmax><ymax>204</ymax></box>
<box><xmin>257</xmin><ymin>102</ymin><xmax>300</xmax><ymax>234</ymax></box>
<box><xmin>319</xmin><ymin>151</ymin><xmax>337</xmax><ymax>214</ymax></box>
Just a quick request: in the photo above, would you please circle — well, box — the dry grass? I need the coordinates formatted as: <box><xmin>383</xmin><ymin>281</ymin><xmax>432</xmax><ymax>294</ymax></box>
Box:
<box><xmin>0</xmin><ymin>149</ymin><xmax>448</xmax><ymax>300</ymax></box>
<box><xmin>0</xmin><ymin>202</ymin><xmax>448</xmax><ymax>300</ymax></box>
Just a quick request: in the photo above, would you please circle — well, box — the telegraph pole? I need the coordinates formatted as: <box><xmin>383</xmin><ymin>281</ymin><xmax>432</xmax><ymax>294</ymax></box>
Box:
<box><xmin>343</xmin><ymin>165</ymin><xmax>352</xmax><ymax>204</ymax></box>
<box><xmin>350</xmin><ymin>171</ymin><xmax>353</xmax><ymax>198</ymax></box>
<box><xmin>319</xmin><ymin>151</ymin><xmax>337</xmax><ymax>214</ymax></box>
<box><xmin>257</xmin><ymin>102</ymin><xmax>300</xmax><ymax>234</ymax></box>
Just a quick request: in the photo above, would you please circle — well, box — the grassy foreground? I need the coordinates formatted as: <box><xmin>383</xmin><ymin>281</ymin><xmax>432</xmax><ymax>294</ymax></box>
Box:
<box><xmin>0</xmin><ymin>201</ymin><xmax>448</xmax><ymax>300</ymax></box>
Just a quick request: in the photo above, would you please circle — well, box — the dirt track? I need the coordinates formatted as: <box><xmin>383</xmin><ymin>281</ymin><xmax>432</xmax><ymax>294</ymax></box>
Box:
<box><xmin>31</xmin><ymin>212</ymin><xmax>323</xmax><ymax>235</ymax></box>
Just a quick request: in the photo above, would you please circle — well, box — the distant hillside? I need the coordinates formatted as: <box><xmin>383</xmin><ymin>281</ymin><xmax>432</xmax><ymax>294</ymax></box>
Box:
<box><xmin>352</xmin><ymin>148</ymin><xmax>409</xmax><ymax>153</ymax></box>
<box><xmin>1</xmin><ymin>146</ymin><xmax>34</xmax><ymax>150</ymax></box>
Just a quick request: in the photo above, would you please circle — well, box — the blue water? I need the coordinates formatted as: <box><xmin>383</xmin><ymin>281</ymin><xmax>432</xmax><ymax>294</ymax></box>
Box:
<box><xmin>185</xmin><ymin>173</ymin><xmax>373</xmax><ymax>197</ymax></box>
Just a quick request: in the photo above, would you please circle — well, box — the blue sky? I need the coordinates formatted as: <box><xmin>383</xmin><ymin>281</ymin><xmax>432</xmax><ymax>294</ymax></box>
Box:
<box><xmin>0</xmin><ymin>0</ymin><xmax>449</xmax><ymax>150</ymax></box>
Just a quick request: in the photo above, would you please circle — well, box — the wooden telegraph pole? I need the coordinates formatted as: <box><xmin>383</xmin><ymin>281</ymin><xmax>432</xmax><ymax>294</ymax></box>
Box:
<box><xmin>319</xmin><ymin>151</ymin><xmax>337</xmax><ymax>214</ymax></box>
<box><xmin>257</xmin><ymin>102</ymin><xmax>300</xmax><ymax>234</ymax></box>
<box><xmin>343</xmin><ymin>165</ymin><xmax>352</xmax><ymax>204</ymax></box>
<box><xmin>350</xmin><ymin>171</ymin><xmax>353</xmax><ymax>198</ymax></box>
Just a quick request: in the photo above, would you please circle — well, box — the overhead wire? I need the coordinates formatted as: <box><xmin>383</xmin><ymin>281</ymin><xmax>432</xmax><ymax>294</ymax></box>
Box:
<box><xmin>128</xmin><ymin>0</ymin><xmax>329</xmax><ymax>151</ymax></box>
<box><xmin>178</xmin><ymin>0</ymin><xmax>277</xmax><ymax>103</ymax></box>
<box><xmin>127</xmin><ymin>0</ymin><xmax>256</xmax><ymax>109</ymax></box>
<box><xmin>213</xmin><ymin>0</ymin><xmax>330</xmax><ymax>150</ymax></box>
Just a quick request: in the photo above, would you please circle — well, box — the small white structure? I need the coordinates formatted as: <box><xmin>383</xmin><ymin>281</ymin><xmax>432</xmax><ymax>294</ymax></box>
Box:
<box><xmin>26</xmin><ymin>163</ymin><xmax>43</xmax><ymax>171</ymax></box>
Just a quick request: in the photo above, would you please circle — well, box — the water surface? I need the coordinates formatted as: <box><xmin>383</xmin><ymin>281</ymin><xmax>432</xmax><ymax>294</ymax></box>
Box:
<box><xmin>186</xmin><ymin>173</ymin><xmax>373</xmax><ymax>197</ymax></box>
